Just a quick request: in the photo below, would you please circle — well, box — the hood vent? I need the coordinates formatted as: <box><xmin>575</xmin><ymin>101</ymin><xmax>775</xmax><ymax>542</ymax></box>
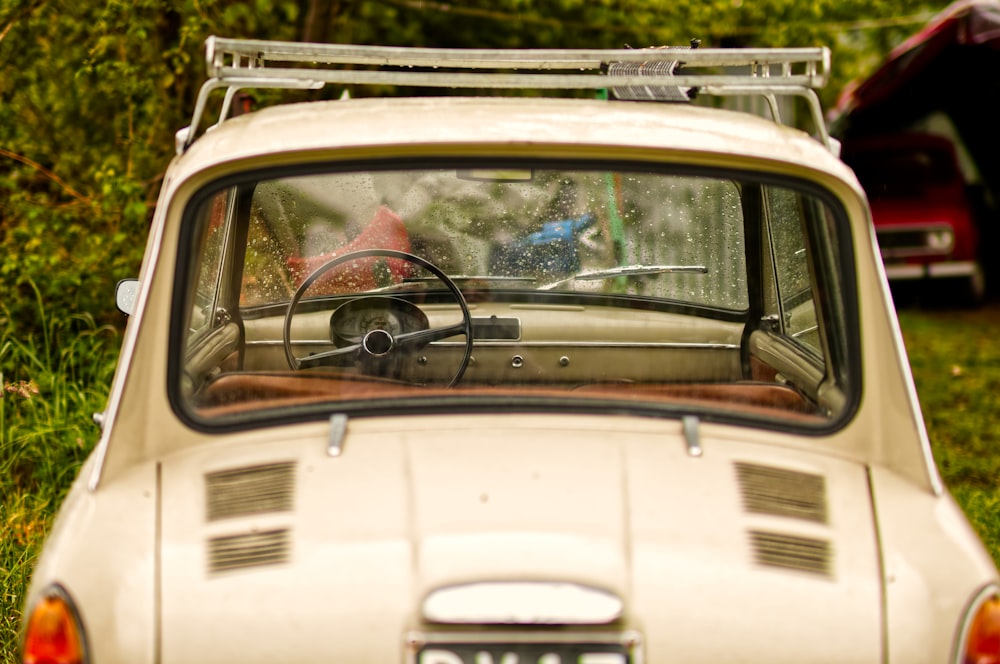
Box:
<box><xmin>208</xmin><ymin>529</ymin><xmax>291</xmax><ymax>573</ymax></box>
<box><xmin>749</xmin><ymin>530</ymin><xmax>832</xmax><ymax>576</ymax></box>
<box><xmin>205</xmin><ymin>461</ymin><xmax>296</xmax><ymax>521</ymax></box>
<box><xmin>734</xmin><ymin>462</ymin><xmax>828</xmax><ymax>524</ymax></box>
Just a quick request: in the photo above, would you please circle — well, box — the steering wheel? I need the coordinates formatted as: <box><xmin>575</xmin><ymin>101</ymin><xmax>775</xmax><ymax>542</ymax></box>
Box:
<box><xmin>282</xmin><ymin>249</ymin><xmax>473</xmax><ymax>387</ymax></box>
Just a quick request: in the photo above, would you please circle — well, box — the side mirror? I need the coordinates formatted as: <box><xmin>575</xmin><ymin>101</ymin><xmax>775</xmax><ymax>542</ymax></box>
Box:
<box><xmin>116</xmin><ymin>279</ymin><xmax>139</xmax><ymax>316</ymax></box>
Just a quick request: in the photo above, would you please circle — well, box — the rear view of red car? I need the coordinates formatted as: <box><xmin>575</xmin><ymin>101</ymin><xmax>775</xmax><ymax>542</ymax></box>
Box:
<box><xmin>842</xmin><ymin>132</ymin><xmax>985</xmax><ymax>304</ymax></box>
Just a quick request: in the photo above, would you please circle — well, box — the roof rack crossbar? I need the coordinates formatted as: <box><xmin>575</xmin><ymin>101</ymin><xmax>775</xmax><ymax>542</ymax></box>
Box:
<box><xmin>205</xmin><ymin>36</ymin><xmax>829</xmax><ymax>82</ymax></box>
<box><xmin>206</xmin><ymin>70</ymin><xmax>823</xmax><ymax>90</ymax></box>
<box><xmin>179</xmin><ymin>37</ymin><xmax>832</xmax><ymax>153</ymax></box>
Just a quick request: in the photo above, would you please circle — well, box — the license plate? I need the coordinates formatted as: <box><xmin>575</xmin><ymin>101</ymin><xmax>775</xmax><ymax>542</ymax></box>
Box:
<box><xmin>417</xmin><ymin>642</ymin><xmax>630</xmax><ymax>664</ymax></box>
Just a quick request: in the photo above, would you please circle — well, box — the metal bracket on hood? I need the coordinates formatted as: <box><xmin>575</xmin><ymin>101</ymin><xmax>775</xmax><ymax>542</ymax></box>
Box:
<box><xmin>329</xmin><ymin>413</ymin><xmax>348</xmax><ymax>457</ymax></box>
<box><xmin>682</xmin><ymin>415</ymin><xmax>702</xmax><ymax>457</ymax></box>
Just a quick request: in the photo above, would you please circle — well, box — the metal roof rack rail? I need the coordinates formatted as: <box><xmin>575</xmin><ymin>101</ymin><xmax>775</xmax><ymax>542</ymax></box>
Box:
<box><xmin>178</xmin><ymin>36</ymin><xmax>833</xmax><ymax>154</ymax></box>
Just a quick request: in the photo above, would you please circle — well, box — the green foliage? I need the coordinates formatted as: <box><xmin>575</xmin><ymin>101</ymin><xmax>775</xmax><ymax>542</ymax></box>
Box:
<box><xmin>0</xmin><ymin>0</ymin><xmax>959</xmax><ymax>339</ymax></box>
<box><xmin>0</xmin><ymin>0</ymin><xmax>953</xmax><ymax>306</ymax></box>
<box><xmin>0</xmin><ymin>0</ymin><xmax>299</xmax><ymax>333</ymax></box>
<box><xmin>359</xmin><ymin>0</ymin><xmax>951</xmax><ymax>103</ymax></box>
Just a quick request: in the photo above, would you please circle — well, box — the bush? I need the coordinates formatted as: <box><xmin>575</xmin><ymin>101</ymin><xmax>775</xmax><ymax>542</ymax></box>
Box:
<box><xmin>0</xmin><ymin>0</ymin><xmax>940</xmax><ymax>334</ymax></box>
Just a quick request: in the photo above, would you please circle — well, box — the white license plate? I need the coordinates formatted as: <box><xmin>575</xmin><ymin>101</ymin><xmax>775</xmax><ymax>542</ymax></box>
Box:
<box><xmin>418</xmin><ymin>643</ymin><xmax>630</xmax><ymax>664</ymax></box>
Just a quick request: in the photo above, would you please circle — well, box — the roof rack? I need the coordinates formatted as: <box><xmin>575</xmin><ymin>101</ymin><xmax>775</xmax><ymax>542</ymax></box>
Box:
<box><xmin>179</xmin><ymin>36</ymin><xmax>834</xmax><ymax>154</ymax></box>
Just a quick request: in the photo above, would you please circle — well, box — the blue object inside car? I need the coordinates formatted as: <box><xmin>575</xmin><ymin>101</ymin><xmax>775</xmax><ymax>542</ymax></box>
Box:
<box><xmin>490</xmin><ymin>213</ymin><xmax>596</xmax><ymax>277</ymax></box>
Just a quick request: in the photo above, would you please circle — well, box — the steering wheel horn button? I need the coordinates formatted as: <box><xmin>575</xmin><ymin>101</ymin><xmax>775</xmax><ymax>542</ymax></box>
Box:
<box><xmin>363</xmin><ymin>329</ymin><xmax>395</xmax><ymax>356</ymax></box>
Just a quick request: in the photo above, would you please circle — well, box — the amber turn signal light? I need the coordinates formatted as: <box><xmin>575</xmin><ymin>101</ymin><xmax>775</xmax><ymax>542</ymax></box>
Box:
<box><xmin>22</xmin><ymin>589</ymin><xmax>86</xmax><ymax>664</ymax></box>
<box><xmin>964</xmin><ymin>594</ymin><xmax>1000</xmax><ymax>664</ymax></box>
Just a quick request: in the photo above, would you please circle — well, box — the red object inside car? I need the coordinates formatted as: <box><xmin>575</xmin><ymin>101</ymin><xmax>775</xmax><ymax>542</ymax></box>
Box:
<box><xmin>287</xmin><ymin>205</ymin><xmax>413</xmax><ymax>294</ymax></box>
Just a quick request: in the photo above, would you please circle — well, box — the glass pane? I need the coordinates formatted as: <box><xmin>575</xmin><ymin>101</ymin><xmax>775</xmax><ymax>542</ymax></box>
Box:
<box><xmin>767</xmin><ymin>187</ymin><xmax>823</xmax><ymax>357</ymax></box>
<box><xmin>240</xmin><ymin>170</ymin><xmax>746</xmax><ymax>310</ymax></box>
<box><xmin>188</xmin><ymin>189</ymin><xmax>231</xmax><ymax>337</ymax></box>
<box><xmin>176</xmin><ymin>164</ymin><xmax>851</xmax><ymax>429</ymax></box>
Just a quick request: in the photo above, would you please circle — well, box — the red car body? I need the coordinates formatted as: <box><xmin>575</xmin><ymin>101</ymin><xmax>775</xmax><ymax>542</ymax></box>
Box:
<box><xmin>842</xmin><ymin>132</ymin><xmax>984</xmax><ymax>301</ymax></box>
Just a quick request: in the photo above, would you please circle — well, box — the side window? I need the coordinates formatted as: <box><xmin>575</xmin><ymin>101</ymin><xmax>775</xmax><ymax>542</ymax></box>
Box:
<box><xmin>239</xmin><ymin>186</ymin><xmax>313</xmax><ymax>307</ymax></box>
<box><xmin>766</xmin><ymin>187</ymin><xmax>823</xmax><ymax>358</ymax></box>
<box><xmin>188</xmin><ymin>189</ymin><xmax>233</xmax><ymax>339</ymax></box>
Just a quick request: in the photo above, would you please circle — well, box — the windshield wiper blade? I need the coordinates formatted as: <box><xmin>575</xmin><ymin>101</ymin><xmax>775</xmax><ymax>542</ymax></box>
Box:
<box><xmin>401</xmin><ymin>275</ymin><xmax>538</xmax><ymax>287</ymax></box>
<box><xmin>361</xmin><ymin>275</ymin><xmax>536</xmax><ymax>294</ymax></box>
<box><xmin>539</xmin><ymin>264</ymin><xmax>707</xmax><ymax>290</ymax></box>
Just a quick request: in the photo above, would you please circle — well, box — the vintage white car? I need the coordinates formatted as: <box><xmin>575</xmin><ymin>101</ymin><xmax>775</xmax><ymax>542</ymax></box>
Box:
<box><xmin>20</xmin><ymin>38</ymin><xmax>1000</xmax><ymax>664</ymax></box>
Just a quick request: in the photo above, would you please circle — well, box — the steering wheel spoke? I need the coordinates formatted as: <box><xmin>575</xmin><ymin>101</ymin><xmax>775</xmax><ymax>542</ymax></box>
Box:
<box><xmin>295</xmin><ymin>343</ymin><xmax>363</xmax><ymax>370</ymax></box>
<box><xmin>393</xmin><ymin>322</ymin><xmax>468</xmax><ymax>349</ymax></box>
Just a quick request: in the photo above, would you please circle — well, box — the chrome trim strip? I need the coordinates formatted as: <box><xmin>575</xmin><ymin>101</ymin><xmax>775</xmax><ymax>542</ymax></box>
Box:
<box><xmin>422</xmin><ymin>582</ymin><xmax>623</xmax><ymax>625</ymax></box>
<box><xmin>251</xmin><ymin>340</ymin><xmax>739</xmax><ymax>350</ymax></box>
<box><xmin>952</xmin><ymin>583</ymin><xmax>1000</xmax><ymax>664</ymax></box>
<box><xmin>865</xmin><ymin>465</ymin><xmax>889</xmax><ymax>664</ymax></box>
<box><xmin>682</xmin><ymin>415</ymin><xmax>703</xmax><ymax>457</ymax></box>
<box><xmin>328</xmin><ymin>413</ymin><xmax>348</xmax><ymax>457</ymax></box>
<box><xmin>154</xmin><ymin>462</ymin><xmax>163</xmax><ymax>664</ymax></box>
<box><xmin>884</xmin><ymin>261</ymin><xmax>978</xmax><ymax>281</ymax></box>
<box><xmin>406</xmin><ymin>631</ymin><xmax>642</xmax><ymax>646</ymax></box>
<box><xmin>791</xmin><ymin>324</ymin><xmax>819</xmax><ymax>339</ymax></box>
<box><xmin>883</xmin><ymin>264</ymin><xmax>926</xmax><ymax>280</ymax></box>
<box><xmin>929</xmin><ymin>261</ymin><xmax>978</xmax><ymax>278</ymax></box>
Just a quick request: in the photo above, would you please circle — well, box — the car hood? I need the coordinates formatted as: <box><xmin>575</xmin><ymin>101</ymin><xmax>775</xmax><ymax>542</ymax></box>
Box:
<box><xmin>158</xmin><ymin>415</ymin><xmax>882</xmax><ymax>663</ymax></box>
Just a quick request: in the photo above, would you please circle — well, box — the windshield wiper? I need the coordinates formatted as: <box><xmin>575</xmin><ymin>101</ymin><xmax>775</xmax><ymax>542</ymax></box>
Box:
<box><xmin>539</xmin><ymin>264</ymin><xmax>708</xmax><ymax>290</ymax></box>
<box><xmin>360</xmin><ymin>275</ymin><xmax>536</xmax><ymax>294</ymax></box>
<box><xmin>404</xmin><ymin>275</ymin><xmax>537</xmax><ymax>284</ymax></box>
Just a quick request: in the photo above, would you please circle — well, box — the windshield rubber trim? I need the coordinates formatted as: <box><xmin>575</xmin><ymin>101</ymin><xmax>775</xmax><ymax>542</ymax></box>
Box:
<box><xmin>168</xmin><ymin>154</ymin><xmax>862</xmax><ymax>438</ymax></box>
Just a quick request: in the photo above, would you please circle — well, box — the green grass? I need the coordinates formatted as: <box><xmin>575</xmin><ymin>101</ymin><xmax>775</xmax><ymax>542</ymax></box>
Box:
<box><xmin>1</xmin><ymin>303</ymin><xmax>999</xmax><ymax>663</ymax></box>
<box><xmin>0</xmin><ymin>295</ymin><xmax>119</xmax><ymax>664</ymax></box>
<box><xmin>898</xmin><ymin>304</ymin><xmax>1000</xmax><ymax>563</ymax></box>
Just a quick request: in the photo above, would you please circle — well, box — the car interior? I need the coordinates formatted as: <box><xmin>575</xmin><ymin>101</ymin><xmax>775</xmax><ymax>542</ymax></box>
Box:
<box><xmin>170</xmin><ymin>162</ymin><xmax>854</xmax><ymax>429</ymax></box>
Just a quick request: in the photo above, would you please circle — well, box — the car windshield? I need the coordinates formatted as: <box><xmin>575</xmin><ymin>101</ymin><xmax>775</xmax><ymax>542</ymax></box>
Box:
<box><xmin>175</xmin><ymin>162</ymin><xmax>854</xmax><ymax>429</ymax></box>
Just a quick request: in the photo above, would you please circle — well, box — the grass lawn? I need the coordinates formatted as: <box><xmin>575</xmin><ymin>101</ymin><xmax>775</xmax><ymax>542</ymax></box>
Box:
<box><xmin>897</xmin><ymin>303</ymin><xmax>1000</xmax><ymax>563</ymax></box>
<box><xmin>1</xmin><ymin>309</ymin><xmax>119</xmax><ymax>663</ymax></box>
<box><xmin>1</xmin><ymin>303</ymin><xmax>998</xmax><ymax>662</ymax></box>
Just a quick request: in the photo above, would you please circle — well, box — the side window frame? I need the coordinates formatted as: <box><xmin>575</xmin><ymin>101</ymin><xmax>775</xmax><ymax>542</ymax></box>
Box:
<box><xmin>763</xmin><ymin>186</ymin><xmax>824</xmax><ymax>361</ymax></box>
<box><xmin>187</xmin><ymin>187</ymin><xmax>239</xmax><ymax>349</ymax></box>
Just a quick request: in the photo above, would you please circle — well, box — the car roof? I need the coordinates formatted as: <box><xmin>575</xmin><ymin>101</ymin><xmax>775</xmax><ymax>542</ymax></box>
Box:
<box><xmin>177</xmin><ymin>95</ymin><xmax>851</xmax><ymax>180</ymax></box>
